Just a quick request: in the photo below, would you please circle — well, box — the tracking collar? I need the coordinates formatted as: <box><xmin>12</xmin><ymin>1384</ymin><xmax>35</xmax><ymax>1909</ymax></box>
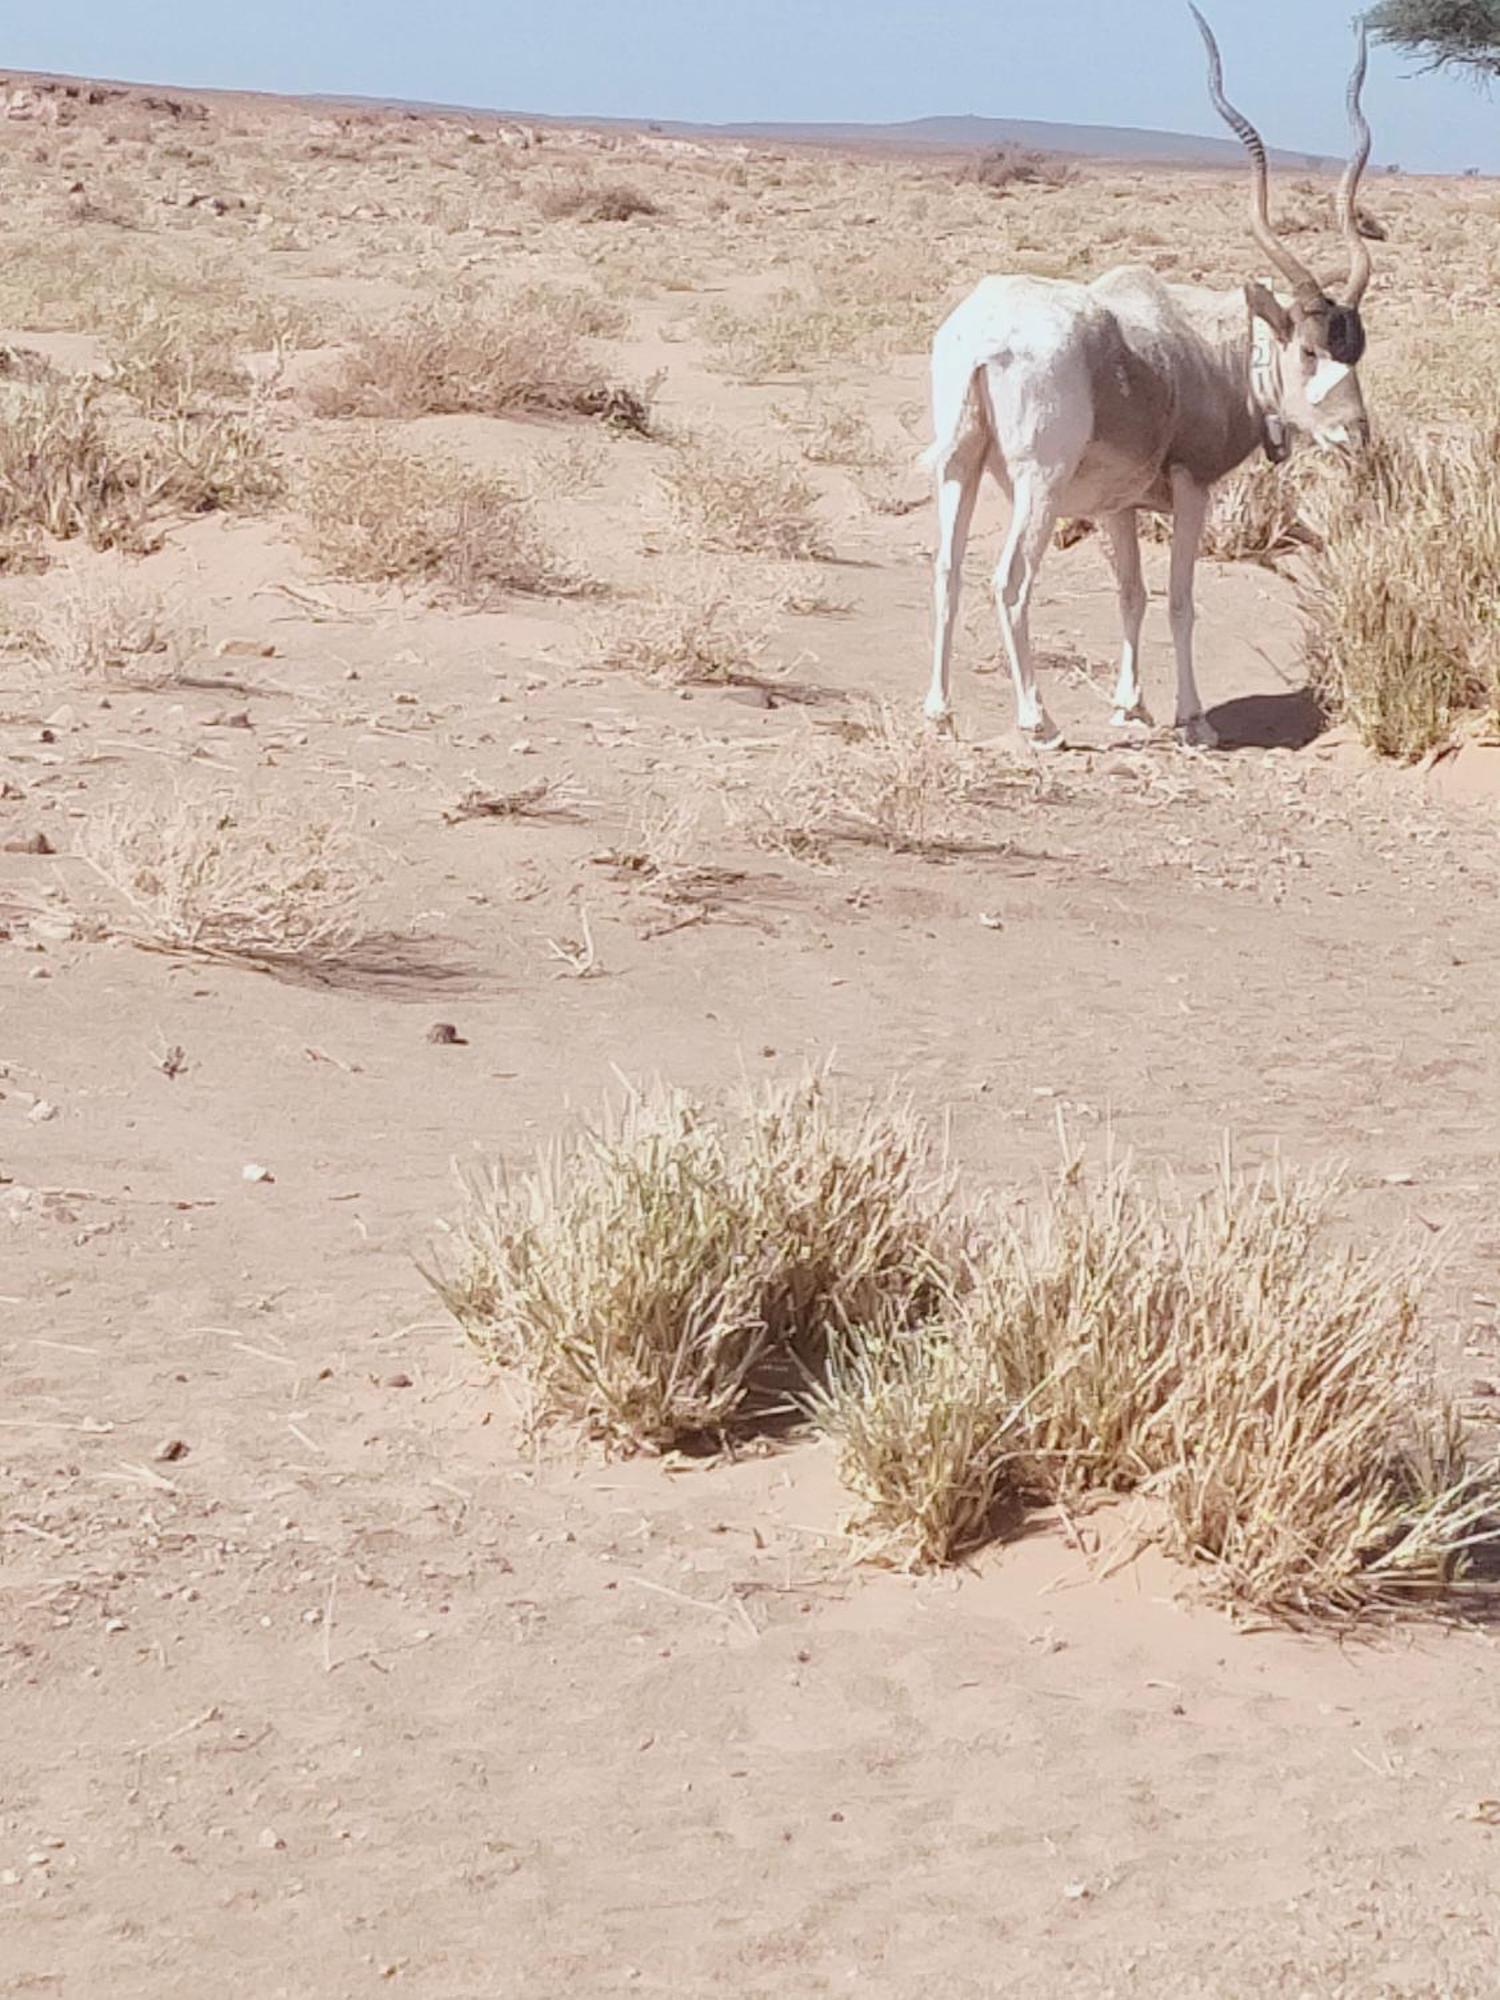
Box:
<box><xmin>1250</xmin><ymin>305</ymin><xmax>1289</xmax><ymax>465</ymax></box>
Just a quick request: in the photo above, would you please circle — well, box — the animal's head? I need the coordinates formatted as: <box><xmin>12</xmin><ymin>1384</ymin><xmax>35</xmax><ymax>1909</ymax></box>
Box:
<box><xmin>1192</xmin><ymin>5</ymin><xmax>1374</xmax><ymax>452</ymax></box>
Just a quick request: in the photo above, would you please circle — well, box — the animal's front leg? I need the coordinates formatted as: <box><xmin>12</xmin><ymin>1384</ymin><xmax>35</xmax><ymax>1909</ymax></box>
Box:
<box><xmin>1102</xmin><ymin>511</ymin><xmax>1152</xmax><ymax>728</ymax></box>
<box><xmin>1167</xmin><ymin>471</ymin><xmax>1218</xmax><ymax>749</ymax></box>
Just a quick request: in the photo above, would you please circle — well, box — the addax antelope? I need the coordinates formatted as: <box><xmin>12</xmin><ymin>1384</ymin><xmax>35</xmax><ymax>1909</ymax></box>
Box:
<box><xmin>924</xmin><ymin>5</ymin><xmax>1375</xmax><ymax>749</ymax></box>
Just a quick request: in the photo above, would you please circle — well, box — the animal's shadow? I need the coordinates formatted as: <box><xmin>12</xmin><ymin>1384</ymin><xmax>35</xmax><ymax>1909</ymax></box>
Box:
<box><xmin>1208</xmin><ymin>688</ymin><xmax>1326</xmax><ymax>752</ymax></box>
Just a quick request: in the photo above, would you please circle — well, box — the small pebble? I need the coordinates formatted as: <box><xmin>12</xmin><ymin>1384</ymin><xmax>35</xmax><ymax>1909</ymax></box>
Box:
<box><xmin>155</xmin><ymin>1439</ymin><xmax>190</xmax><ymax>1463</ymax></box>
<box><xmin>242</xmin><ymin>1164</ymin><xmax>275</xmax><ymax>1184</ymax></box>
<box><xmin>384</xmin><ymin>1372</ymin><xmax>413</xmax><ymax>1390</ymax></box>
<box><xmin>426</xmin><ymin>1022</ymin><xmax>465</xmax><ymax>1046</ymax></box>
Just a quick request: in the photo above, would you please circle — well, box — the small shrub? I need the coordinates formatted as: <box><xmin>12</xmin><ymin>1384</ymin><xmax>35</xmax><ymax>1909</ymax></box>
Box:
<box><xmin>432</xmin><ymin>1076</ymin><xmax>958</xmax><ymax>1453</ymax></box>
<box><xmin>536</xmin><ymin>177</ymin><xmax>661</xmax><ymax>222</ymax></box>
<box><xmin>748</xmin><ymin>701</ymin><xmax>1031</xmax><ymax>860</ymax></box>
<box><xmin>511</xmin><ymin>280</ymin><xmax>630</xmax><ymax>341</ymax></box>
<box><xmin>0</xmin><ymin>379</ymin><xmax>150</xmax><ymax>553</ymax></box>
<box><xmin>310</xmin><ymin>299</ymin><xmax>652</xmax><ymax>432</ymax></box>
<box><xmin>774</xmin><ymin>396</ymin><xmax>891</xmax><ymax>469</ymax></box>
<box><xmin>108</xmin><ymin>302</ymin><xmax>253</xmax><ymax>415</ymax></box>
<box><xmin>300</xmin><ymin>437</ymin><xmax>575</xmax><ymax>604</ymax></box>
<box><xmin>20</xmin><ymin>569</ymin><xmax>202</xmax><ymax>685</ymax></box>
<box><xmin>582</xmin><ymin>568</ymin><xmax>776</xmax><ymax>683</ymax></box>
<box><xmin>655</xmin><ymin>434</ymin><xmax>831</xmax><ymax>559</ymax></box>
<box><xmin>1302</xmin><ymin>428</ymin><xmax>1500</xmax><ymax>758</ymax></box>
<box><xmin>143</xmin><ymin>411</ymin><xmax>286</xmax><ymax>515</ymax></box>
<box><xmin>701</xmin><ymin>291</ymin><xmax>853</xmax><ymax>378</ymax></box>
<box><xmin>818</xmin><ymin>1148</ymin><xmax>1500</xmax><ymax>1619</ymax></box>
<box><xmin>1200</xmin><ymin>454</ymin><xmax>1320</xmax><ymax>564</ymax></box>
<box><xmin>73</xmin><ymin>790</ymin><xmax>376</xmax><ymax>967</ymax></box>
<box><xmin>969</xmin><ymin>145</ymin><xmax>1077</xmax><ymax>192</ymax></box>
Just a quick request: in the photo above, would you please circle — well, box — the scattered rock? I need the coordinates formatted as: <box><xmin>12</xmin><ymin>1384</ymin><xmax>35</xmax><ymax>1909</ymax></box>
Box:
<box><xmin>242</xmin><ymin>1163</ymin><xmax>275</xmax><ymax>1184</ymax></box>
<box><xmin>27</xmin><ymin>1100</ymin><xmax>58</xmax><ymax>1123</ymax></box>
<box><xmin>383</xmin><ymin>1372</ymin><xmax>413</xmax><ymax>1390</ymax></box>
<box><xmin>2</xmin><ymin>831</ymin><xmax>53</xmax><ymax>855</ymax></box>
<box><xmin>215</xmin><ymin>638</ymin><xmax>278</xmax><ymax>659</ymax></box>
<box><xmin>155</xmin><ymin>1438</ymin><xmax>190</xmax><ymax>1463</ymax></box>
<box><xmin>258</xmin><ymin>1828</ymin><xmax>285</xmax><ymax>1852</ymax></box>
<box><xmin>426</xmin><ymin>1022</ymin><xmax>466</xmax><ymax>1046</ymax></box>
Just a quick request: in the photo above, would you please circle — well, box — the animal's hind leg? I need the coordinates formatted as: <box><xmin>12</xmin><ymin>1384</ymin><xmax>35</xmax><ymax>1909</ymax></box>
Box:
<box><xmin>1102</xmin><ymin>510</ymin><xmax>1152</xmax><ymax>727</ymax></box>
<box><xmin>994</xmin><ymin>473</ymin><xmax>1064</xmax><ymax>749</ymax></box>
<box><xmin>924</xmin><ymin>435</ymin><xmax>985</xmax><ymax>726</ymax></box>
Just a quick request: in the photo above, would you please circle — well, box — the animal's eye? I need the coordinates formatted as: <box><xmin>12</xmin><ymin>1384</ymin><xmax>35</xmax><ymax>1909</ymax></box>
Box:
<box><xmin>1300</xmin><ymin>345</ymin><xmax>1319</xmax><ymax>366</ymax></box>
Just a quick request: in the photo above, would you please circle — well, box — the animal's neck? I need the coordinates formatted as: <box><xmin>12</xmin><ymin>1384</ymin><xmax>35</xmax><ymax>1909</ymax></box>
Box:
<box><xmin>1169</xmin><ymin>283</ymin><xmax>1271</xmax><ymax>482</ymax></box>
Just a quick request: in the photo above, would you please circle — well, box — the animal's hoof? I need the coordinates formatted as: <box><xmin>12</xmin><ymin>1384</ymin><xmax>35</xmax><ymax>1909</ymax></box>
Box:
<box><xmin>925</xmin><ymin>705</ymin><xmax>956</xmax><ymax>737</ymax></box>
<box><xmin>1111</xmin><ymin>703</ymin><xmax>1154</xmax><ymax>731</ymax></box>
<box><xmin>1021</xmin><ymin>715</ymin><xmax>1066</xmax><ymax>753</ymax></box>
<box><xmin>1176</xmin><ymin>713</ymin><xmax>1220</xmax><ymax>751</ymax></box>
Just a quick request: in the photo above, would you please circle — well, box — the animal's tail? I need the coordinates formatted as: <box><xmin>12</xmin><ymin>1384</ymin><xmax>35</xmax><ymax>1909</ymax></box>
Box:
<box><xmin>919</xmin><ymin>356</ymin><xmax>984</xmax><ymax>476</ymax></box>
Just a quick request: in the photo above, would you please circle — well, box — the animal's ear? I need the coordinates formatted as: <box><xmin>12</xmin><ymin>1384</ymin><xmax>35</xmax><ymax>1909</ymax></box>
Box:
<box><xmin>1244</xmin><ymin>280</ymin><xmax>1293</xmax><ymax>343</ymax></box>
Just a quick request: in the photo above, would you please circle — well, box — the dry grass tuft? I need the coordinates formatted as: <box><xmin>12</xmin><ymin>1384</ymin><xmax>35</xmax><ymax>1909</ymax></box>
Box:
<box><xmin>309</xmin><ymin>299</ymin><xmax>654</xmax><ymax>433</ymax></box>
<box><xmin>19</xmin><ymin>569</ymin><xmax>203</xmax><ymax>685</ymax></box>
<box><xmin>535</xmin><ymin>177</ymin><xmax>662</xmax><ymax>223</ymax></box>
<box><xmin>655</xmin><ymin>434</ymin><xmax>831</xmax><ymax>559</ymax></box>
<box><xmin>747</xmin><ymin>701</ymin><xmax>1032</xmax><ymax>860</ymax></box>
<box><xmin>107</xmin><ymin>302</ymin><xmax>255</xmax><ymax>415</ymax></box>
<box><xmin>582</xmin><ymin>568</ymin><xmax>777</xmax><ymax>684</ymax></box>
<box><xmin>144</xmin><ymin>410</ymin><xmax>287</xmax><ymax>516</ymax></box>
<box><xmin>1301</xmin><ymin>428</ymin><xmax>1500</xmax><ymax>759</ymax></box>
<box><xmin>300</xmin><ymin>437</ymin><xmax>576</xmax><ymax>604</ymax></box>
<box><xmin>773</xmin><ymin>397</ymin><xmax>891</xmax><ymax>469</ymax></box>
<box><xmin>72</xmin><ymin>789</ymin><xmax>377</xmax><ymax>967</ymax></box>
<box><xmin>816</xmin><ymin>1146</ymin><xmax>1500</xmax><ymax>1618</ymax></box>
<box><xmin>968</xmin><ymin>145</ymin><xmax>1078</xmax><ymax>192</ymax></box>
<box><xmin>809</xmin><ymin>1298</ymin><xmax>1027</xmax><ymax>1566</ymax></box>
<box><xmin>432</xmin><ymin>1076</ymin><xmax>957</xmax><ymax>1453</ymax></box>
<box><xmin>1200</xmin><ymin>455</ymin><xmax>1321</xmax><ymax>565</ymax></box>
<box><xmin>0</xmin><ymin>379</ymin><xmax>151</xmax><ymax>556</ymax></box>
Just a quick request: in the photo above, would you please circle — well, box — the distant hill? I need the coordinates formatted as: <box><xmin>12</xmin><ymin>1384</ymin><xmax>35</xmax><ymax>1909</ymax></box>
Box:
<box><xmin>0</xmin><ymin>65</ymin><xmax>1344</xmax><ymax>171</ymax></box>
<box><xmin>662</xmin><ymin>113</ymin><xmax>1340</xmax><ymax>171</ymax></box>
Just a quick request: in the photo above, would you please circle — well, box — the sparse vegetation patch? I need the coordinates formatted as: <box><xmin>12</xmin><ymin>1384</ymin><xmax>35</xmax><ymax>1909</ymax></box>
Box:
<box><xmin>300</xmin><ymin>436</ymin><xmax>576</xmax><ymax>604</ymax></box>
<box><xmin>439</xmin><ymin>1088</ymin><xmax>1500</xmax><ymax>1623</ymax></box>
<box><xmin>73</xmin><ymin>789</ymin><xmax>377</xmax><ymax>968</ymax></box>
<box><xmin>309</xmin><ymin>297</ymin><xmax>654</xmax><ymax>432</ymax></box>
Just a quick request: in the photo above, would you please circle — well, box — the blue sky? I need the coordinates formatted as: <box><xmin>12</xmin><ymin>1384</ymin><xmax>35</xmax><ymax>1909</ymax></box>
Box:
<box><xmin>8</xmin><ymin>0</ymin><xmax>1497</xmax><ymax>173</ymax></box>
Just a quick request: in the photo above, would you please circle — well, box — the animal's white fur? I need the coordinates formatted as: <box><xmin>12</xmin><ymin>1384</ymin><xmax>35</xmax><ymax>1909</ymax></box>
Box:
<box><xmin>1306</xmin><ymin>357</ymin><xmax>1353</xmax><ymax>407</ymax></box>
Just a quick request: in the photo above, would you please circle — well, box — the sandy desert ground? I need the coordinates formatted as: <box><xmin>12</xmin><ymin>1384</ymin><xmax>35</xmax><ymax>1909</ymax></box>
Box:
<box><xmin>4</xmin><ymin>75</ymin><xmax>1500</xmax><ymax>1998</ymax></box>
